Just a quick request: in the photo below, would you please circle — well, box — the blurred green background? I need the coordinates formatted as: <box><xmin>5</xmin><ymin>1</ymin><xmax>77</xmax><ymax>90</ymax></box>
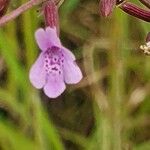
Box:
<box><xmin>0</xmin><ymin>0</ymin><xmax>150</xmax><ymax>150</ymax></box>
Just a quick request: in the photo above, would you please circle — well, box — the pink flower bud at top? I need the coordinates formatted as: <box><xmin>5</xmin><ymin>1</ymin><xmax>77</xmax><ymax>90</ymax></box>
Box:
<box><xmin>43</xmin><ymin>0</ymin><xmax>59</xmax><ymax>35</ymax></box>
<box><xmin>0</xmin><ymin>0</ymin><xmax>10</xmax><ymax>17</ymax></box>
<box><xmin>139</xmin><ymin>0</ymin><xmax>150</xmax><ymax>9</ymax></box>
<box><xmin>99</xmin><ymin>0</ymin><xmax>116</xmax><ymax>17</ymax></box>
<box><xmin>119</xmin><ymin>2</ymin><xmax>150</xmax><ymax>22</ymax></box>
<box><xmin>140</xmin><ymin>32</ymin><xmax>150</xmax><ymax>55</ymax></box>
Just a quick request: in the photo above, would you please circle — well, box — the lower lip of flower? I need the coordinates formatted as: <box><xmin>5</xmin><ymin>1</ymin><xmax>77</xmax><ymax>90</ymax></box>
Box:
<box><xmin>44</xmin><ymin>49</ymin><xmax>64</xmax><ymax>75</ymax></box>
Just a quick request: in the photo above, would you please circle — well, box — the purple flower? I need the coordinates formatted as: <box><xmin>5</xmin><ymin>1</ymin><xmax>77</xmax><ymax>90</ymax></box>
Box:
<box><xmin>29</xmin><ymin>27</ymin><xmax>83</xmax><ymax>98</ymax></box>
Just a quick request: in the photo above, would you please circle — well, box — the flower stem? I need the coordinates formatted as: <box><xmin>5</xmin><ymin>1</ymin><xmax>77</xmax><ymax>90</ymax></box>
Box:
<box><xmin>108</xmin><ymin>10</ymin><xmax>128</xmax><ymax>150</ymax></box>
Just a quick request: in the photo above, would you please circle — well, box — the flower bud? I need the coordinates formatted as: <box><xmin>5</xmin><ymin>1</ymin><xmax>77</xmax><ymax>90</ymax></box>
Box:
<box><xmin>119</xmin><ymin>2</ymin><xmax>150</xmax><ymax>22</ymax></box>
<box><xmin>43</xmin><ymin>0</ymin><xmax>59</xmax><ymax>35</ymax></box>
<box><xmin>99</xmin><ymin>0</ymin><xmax>116</xmax><ymax>17</ymax></box>
<box><xmin>139</xmin><ymin>0</ymin><xmax>150</xmax><ymax>9</ymax></box>
<box><xmin>0</xmin><ymin>0</ymin><xmax>10</xmax><ymax>17</ymax></box>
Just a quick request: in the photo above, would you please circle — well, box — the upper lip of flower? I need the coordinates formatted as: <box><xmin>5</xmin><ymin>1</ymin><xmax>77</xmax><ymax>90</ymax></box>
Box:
<box><xmin>34</xmin><ymin>27</ymin><xmax>61</xmax><ymax>51</ymax></box>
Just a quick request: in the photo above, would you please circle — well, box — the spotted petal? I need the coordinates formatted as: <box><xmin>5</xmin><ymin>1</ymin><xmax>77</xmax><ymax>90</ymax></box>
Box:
<box><xmin>29</xmin><ymin>53</ymin><xmax>46</xmax><ymax>89</ymax></box>
<box><xmin>63</xmin><ymin>60</ymin><xmax>82</xmax><ymax>84</ymax></box>
<box><xmin>43</xmin><ymin>74</ymin><xmax>66</xmax><ymax>98</ymax></box>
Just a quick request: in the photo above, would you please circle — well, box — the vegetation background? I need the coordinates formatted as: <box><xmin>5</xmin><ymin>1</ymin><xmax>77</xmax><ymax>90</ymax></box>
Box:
<box><xmin>0</xmin><ymin>0</ymin><xmax>149</xmax><ymax>150</ymax></box>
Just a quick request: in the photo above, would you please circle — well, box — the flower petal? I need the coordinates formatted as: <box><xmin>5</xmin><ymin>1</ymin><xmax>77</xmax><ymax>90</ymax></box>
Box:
<box><xmin>35</xmin><ymin>28</ymin><xmax>49</xmax><ymax>51</ymax></box>
<box><xmin>63</xmin><ymin>60</ymin><xmax>83</xmax><ymax>84</ymax></box>
<box><xmin>45</xmin><ymin>27</ymin><xmax>61</xmax><ymax>48</ymax></box>
<box><xmin>62</xmin><ymin>46</ymin><xmax>76</xmax><ymax>61</ymax></box>
<box><xmin>43</xmin><ymin>74</ymin><xmax>66</xmax><ymax>98</ymax></box>
<box><xmin>29</xmin><ymin>53</ymin><xmax>46</xmax><ymax>89</ymax></box>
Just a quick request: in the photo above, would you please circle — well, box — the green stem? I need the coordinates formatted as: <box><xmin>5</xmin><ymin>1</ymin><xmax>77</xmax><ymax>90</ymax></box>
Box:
<box><xmin>108</xmin><ymin>11</ymin><xmax>127</xmax><ymax>150</ymax></box>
